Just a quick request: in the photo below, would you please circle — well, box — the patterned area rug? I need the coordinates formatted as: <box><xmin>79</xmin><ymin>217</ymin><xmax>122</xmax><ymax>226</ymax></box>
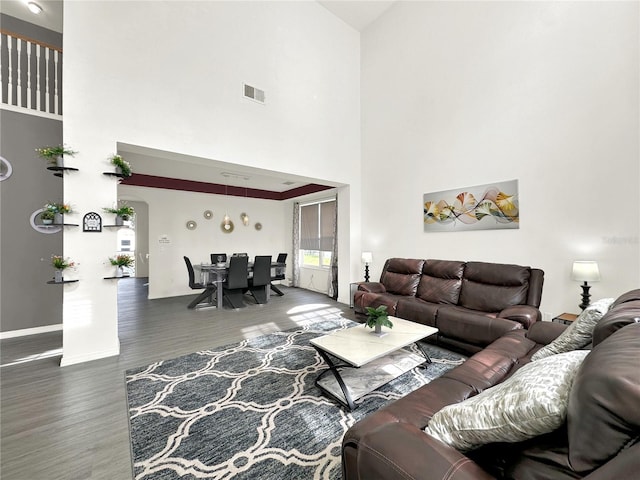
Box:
<box><xmin>125</xmin><ymin>318</ymin><xmax>465</xmax><ymax>479</ymax></box>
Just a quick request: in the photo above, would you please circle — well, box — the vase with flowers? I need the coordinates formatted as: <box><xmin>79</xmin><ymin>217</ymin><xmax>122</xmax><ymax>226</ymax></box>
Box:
<box><xmin>36</xmin><ymin>145</ymin><xmax>77</xmax><ymax>168</ymax></box>
<box><xmin>103</xmin><ymin>204</ymin><xmax>135</xmax><ymax>226</ymax></box>
<box><xmin>108</xmin><ymin>154</ymin><xmax>132</xmax><ymax>177</ymax></box>
<box><xmin>51</xmin><ymin>255</ymin><xmax>76</xmax><ymax>283</ymax></box>
<box><xmin>44</xmin><ymin>202</ymin><xmax>73</xmax><ymax>224</ymax></box>
<box><xmin>109</xmin><ymin>254</ymin><xmax>134</xmax><ymax>277</ymax></box>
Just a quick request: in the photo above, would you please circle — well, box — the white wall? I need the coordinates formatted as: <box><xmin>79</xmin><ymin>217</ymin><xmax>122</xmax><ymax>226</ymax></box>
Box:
<box><xmin>361</xmin><ymin>1</ymin><xmax>639</xmax><ymax>316</ymax></box>
<box><xmin>62</xmin><ymin>1</ymin><xmax>361</xmax><ymax>365</ymax></box>
<box><xmin>119</xmin><ymin>184</ymin><xmax>288</xmax><ymax>299</ymax></box>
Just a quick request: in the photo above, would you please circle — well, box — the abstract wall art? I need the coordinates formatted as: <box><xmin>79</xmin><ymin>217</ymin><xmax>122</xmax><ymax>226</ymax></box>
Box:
<box><xmin>423</xmin><ymin>180</ymin><xmax>519</xmax><ymax>232</ymax></box>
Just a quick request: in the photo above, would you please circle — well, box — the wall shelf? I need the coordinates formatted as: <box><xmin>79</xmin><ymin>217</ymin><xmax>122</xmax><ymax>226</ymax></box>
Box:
<box><xmin>103</xmin><ymin>224</ymin><xmax>129</xmax><ymax>228</ymax></box>
<box><xmin>103</xmin><ymin>172</ymin><xmax>127</xmax><ymax>178</ymax></box>
<box><xmin>46</xmin><ymin>279</ymin><xmax>79</xmax><ymax>285</ymax></box>
<box><xmin>47</xmin><ymin>166</ymin><xmax>79</xmax><ymax>177</ymax></box>
<box><xmin>103</xmin><ymin>275</ymin><xmax>131</xmax><ymax>279</ymax></box>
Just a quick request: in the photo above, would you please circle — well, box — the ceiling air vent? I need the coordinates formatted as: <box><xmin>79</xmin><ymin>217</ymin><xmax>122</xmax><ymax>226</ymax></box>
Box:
<box><xmin>243</xmin><ymin>83</ymin><xmax>265</xmax><ymax>104</ymax></box>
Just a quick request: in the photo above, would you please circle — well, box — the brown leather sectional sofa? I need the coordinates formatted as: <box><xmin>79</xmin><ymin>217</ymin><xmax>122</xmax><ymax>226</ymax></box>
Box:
<box><xmin>354</xmin><ymin>258</ymin><xmax>545</xmax><ymax>353</ymax></box>
<box><xmin>342</xmin><ymin>289</ymin><xmax>640</xmax><ymax>480</ymax></box>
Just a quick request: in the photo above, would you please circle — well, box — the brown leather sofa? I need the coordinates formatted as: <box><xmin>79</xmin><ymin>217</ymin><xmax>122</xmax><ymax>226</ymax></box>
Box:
<box><xmin>342</xmin><ymin>289</ymin><xmax>640</xmax><ymax>480</ymax></box>
<box><xmin>354</xmin><ymin>258</ymin><xmax>544</xmax><ymax>354</ymax></box>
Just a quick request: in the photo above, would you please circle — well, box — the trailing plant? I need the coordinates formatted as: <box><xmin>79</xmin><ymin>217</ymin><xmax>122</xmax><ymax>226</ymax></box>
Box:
<box><xmin>109</xmin><ymin>154</ymin><xmax>132</xmax><ymax>177</ymax></box>
<box><xmin>109</xmin><ymin>254</ymin><xmax>134</xmax><ymax>267</ymax></box>
<box><xmin>103</xmin><ymin>204</ymin><xmax>135</xmax><ymax>219</ymax></box>
<box><xmin>36</xmin><ymin>145</ymin><xmax>77</xmax><ymax>164</ymax></box>
<box><xmin>51</xmin><ymin>255</ymin><xmax>76</xmax><ymax>270</ymax></box>
<box><xmin>365</xmin><ymin>305</ymin><xmax>394</xmax><ymax>330</ymax></box>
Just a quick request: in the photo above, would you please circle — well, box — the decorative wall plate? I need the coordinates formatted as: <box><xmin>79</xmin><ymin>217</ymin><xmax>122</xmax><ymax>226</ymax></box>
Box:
<box><xmin>221</xmin><ymin>220</ymin><xmax>234</xmax><ymax>233</ymax></box>
<box><xmin>203</xmin><ymin>210</ymin><xmax>213</xmax><ymax>219</ymax></box>
<box><xmin>83</xmin><ymin>212</ymin><xmax>102</xmax><ymax>232</ymax></box>
<box><xmin>254</xmin><ymin>222</ymin><xmax>262</xmax><ymax>231</ymax></box>
<box><xmin>186</xmin><ymin>220</ymin><xmax>197</xmax><ymax>230</ymax></box>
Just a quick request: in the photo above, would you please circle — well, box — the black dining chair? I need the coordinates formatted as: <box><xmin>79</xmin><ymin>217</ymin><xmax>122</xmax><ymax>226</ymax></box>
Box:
<box><xmin>270</xmin><ymin>253</ymin><xmax>287</xmax><ymax>296</ymax></box>
<box><xmin>222</xmin><ymin>255</ymin><xmax>249</xmax><ymax>308</ymax></box>
<box><xmin>210</xmin><ymin>253</ymin><xmax>227</xmax><ymax>264</ymax></box>
<box><xmin>184</xmin><ymin>256</ymin><xmax>216</xmax><ymax>309</ymax></box>
<box><xmin>248</xmin><ymin>255</ymin><xmax>272</xmax><ymax>304</ymax></box>
<box><xmin>232</xmin><ymin>252</ymin><xmax>248</xmax><ymax>257</ymax></box>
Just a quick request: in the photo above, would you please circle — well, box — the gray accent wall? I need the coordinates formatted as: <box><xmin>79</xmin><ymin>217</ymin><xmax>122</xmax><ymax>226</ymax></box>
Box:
<box><xmin>1</xmin><ymin>15</ymin><xmax>64</xmax><ymax>333</ymax></box>
<box><xmin>1</xmin><ymin>109</ymin><xmax>63</xmax><ymax>332</ymax></box>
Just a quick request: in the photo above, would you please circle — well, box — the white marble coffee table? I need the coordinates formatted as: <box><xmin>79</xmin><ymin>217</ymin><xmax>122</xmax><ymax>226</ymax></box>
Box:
<box><xmin>310</xmin><ymin>317</ymin><xmax>438</xmax><ymax>410</ymax></box>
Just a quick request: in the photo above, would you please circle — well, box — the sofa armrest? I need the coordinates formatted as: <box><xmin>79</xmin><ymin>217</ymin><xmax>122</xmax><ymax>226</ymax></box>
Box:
<box><xmin>345</xmin><ymin>422</ymin><xmax>495</xmax><ymax>480</ymax></box>
<box><xmin>525</xmin><ymin>320</ymin><xmax>567</xmax><ymax>345</ymax></box>
<box><xmin>357</xmin><ymin>282</ymin><xmax>387</xmax><ymax>294</ymax></box>
<box><xmin>498</xmin><ymin>305</ymin><xmax>541</xmax><ymax>329</ymax></box>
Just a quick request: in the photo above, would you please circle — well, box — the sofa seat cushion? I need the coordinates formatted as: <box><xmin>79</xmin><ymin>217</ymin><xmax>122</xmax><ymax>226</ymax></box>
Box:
<box><xmin>425</xmin><ymin>350</ymin><xmax>589</xmax><ymax>452</ymax></box>
<box><xmin>437</xmin><ymin>305</ymin><xmax>523</xmax><ymax>348</ymax></box>
<box><xmin>458</xmin><ymin>262</ymin><xmax>531</xmax><ymax>312</ymax></box>
<box><xmin>395</xmin><ymin>297</ymin><xmax>439</xmax><ymax>327</ymax></box>
<box><xmin>531</xmin><ymin>298</ymin><xmax>613</xmax><ymax>361</ymax></box>
<box><xmin>416</xmin><ymin>260</ymin><xmax>465</xmax><ymax>304</ymax></box>
<box><xmin>567</xmin><ymin>322</ymin><xmax>640</xmax><ymax>472</ymax></box>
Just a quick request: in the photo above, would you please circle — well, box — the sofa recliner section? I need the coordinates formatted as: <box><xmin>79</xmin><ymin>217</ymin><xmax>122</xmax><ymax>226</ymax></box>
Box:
<box><xmin>354</xmin><ymin>258</ymin><xmax>544</xmax><ymax>353</ymax></box>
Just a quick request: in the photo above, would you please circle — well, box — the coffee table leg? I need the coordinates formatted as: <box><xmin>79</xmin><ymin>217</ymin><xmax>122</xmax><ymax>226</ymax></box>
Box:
<box><xmin>313</xmin><ymin>347</ymin><xmax>356</xmax><ymax>411</ymax></box>
<box><xmin>414</xmin><ymin>342</ymin><xmax>432</xmax><ymax>368</ymax></box>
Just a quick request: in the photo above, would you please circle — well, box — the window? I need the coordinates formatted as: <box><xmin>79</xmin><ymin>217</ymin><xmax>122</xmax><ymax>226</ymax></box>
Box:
<box><xmin>300</xmin><ymin>199</ymin><xmax>336</xmax><ymax>268</ymax></box>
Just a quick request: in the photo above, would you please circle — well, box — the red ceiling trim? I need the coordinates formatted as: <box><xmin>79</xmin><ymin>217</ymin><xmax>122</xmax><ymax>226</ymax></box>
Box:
<box><xmin>120</xmin><ymin>174</ymin><xmax>333</xmax><ymax>200</ymax></box>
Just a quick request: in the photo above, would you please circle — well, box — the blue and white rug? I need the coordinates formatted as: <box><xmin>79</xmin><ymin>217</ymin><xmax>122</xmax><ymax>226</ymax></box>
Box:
<box><xmin>125</xmin><ymin>318</ymin><xmax>465</xmax><ymax>479</ymax></box>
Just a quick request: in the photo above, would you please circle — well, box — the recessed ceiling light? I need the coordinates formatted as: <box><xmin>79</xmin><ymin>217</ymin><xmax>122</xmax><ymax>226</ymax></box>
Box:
<box><xmin>27</xmin><ymin>2</ymin><xmax>43</xmax><ymax>14</ymax></box>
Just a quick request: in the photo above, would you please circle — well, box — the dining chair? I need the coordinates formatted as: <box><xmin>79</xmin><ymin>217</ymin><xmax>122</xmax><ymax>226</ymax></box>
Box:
<box><xmin>184</xmin><ymin>256</ymin><xmax>216</xmax><ymax>309</ymax></box>
<box><xmin>222</xmin><ymin>255</ymin><xmax>249</xmax><ymax>308</ymax></box>
<box><xmin>270</xmin><ymin>252</ymin><xmax>287</xmax><ymax>296</ymax></box>
<box><xmin>232</xmin><ymin>252</ymin><xmax>248</xmax><ymax>257</ymax></box>
<box><xmin>210</xmin><ymin>253</ymin><xmax>227</xmax><ymax>264</ymax></box>
<box><xmin>248</xmin><ymin>255</ymin><xmax>272</xmax><ymax>304</ymax></box>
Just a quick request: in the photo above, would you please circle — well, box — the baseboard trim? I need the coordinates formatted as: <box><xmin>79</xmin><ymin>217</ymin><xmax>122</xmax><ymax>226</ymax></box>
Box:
<box><xmin>0</xmin><ymin>324</ymin><xmax>63</xmax><ymax>340</ymax></box>
<box><xmin>60</xmin><ymin>342</ymin><xmax>120</xmax><ymax>367</ymax></box>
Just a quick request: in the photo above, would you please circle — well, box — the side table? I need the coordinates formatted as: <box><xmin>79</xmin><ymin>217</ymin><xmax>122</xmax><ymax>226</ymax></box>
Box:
<box><xmin>552</xmin><ymin>312</ymin><xmax>578</xmax><ymax>325</ymax></box>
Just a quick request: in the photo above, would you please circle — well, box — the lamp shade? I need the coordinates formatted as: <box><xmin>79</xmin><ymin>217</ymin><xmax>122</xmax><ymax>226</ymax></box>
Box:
<box><xmin>571</xmin><ymin>261</ymin><xmax>600</xmax><ymax>282</ymax></box>
<box><xmin>361</xmin><ymin>252</ymin><xmax>373</xmax><ymax>264</ymax></box>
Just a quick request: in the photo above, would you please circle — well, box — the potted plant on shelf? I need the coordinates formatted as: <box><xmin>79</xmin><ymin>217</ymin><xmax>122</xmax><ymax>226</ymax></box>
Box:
<box><xmin>51</xmin><ymin>255</ymin><xmax>76</xmax><ymax>283</ymax></box>
<box><xmin>103</xmin><ymin>204</ymin><xmax>135</xmax><ymax>225</ymax></box>
<box><xmin>36</xmin><ymin>145</ymin><xmax>77</xmax><ymax>168</ymax></box>
<box><xmin>40</xmin><ymin>209</ymin><xmax>55</xmax><ymax>225</ymax></box>
<box><xmin>108</xmin><ymin>154</ymin><xmax>132</xmax><ymax>177</ymax></box>
<box><xmin>45</xmin><ymin>202</ymin><xmax>72</xmax><ymax>224</ymax></box>
<box><xmin>109</xmin><ymin>254</ymin><xmax>134</xmax><ymax>277</ymax></box>
<box><xmin>365</xmin><ymin>305</ymin><xmax>394</xmax><ymax>336</ymax></box>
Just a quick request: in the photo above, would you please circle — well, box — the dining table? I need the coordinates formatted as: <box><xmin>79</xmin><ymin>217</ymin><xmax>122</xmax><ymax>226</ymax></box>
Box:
<box><xmin>194</xmin><ymin>261</ymin><xmax>286</xmax><ymax>309</ymax></box>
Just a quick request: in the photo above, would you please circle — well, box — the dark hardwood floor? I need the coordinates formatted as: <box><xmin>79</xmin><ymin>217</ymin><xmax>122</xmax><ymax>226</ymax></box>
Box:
<box><xmin>1</xmin><ymin>279</ymin><xmax>358</xmax><ymax>480</ymax></box>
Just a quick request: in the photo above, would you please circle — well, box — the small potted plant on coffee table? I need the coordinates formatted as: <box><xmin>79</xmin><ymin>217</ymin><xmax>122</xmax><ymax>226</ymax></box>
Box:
<box><xmin>365</xmin><ymin>305</ymin><xmax>394</xmax><ymax>337</ymax></box>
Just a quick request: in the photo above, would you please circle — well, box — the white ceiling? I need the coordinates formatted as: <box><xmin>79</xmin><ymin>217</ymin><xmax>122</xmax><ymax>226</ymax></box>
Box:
<box><xmin>1</xmin><ymin>0</ymin><xmax>393</xmax><ymax>193</ymax></box>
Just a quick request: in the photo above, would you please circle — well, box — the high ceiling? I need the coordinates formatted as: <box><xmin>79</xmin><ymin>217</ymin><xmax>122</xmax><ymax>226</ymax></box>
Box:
<box><xmin>1</xmin><ymin>0</ymin><xmax>394</xmax><ymax>194</ymax></box>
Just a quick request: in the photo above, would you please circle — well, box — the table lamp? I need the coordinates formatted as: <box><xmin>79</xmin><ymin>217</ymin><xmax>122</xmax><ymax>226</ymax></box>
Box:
<box><xmin>362</xmin><ymin>252</ymin><xmax>373</xmax><ymax>282</ymax></box>
<box><xmin>571</xmin><ymin>260</ymin><xmax>600</xmax><ymax>310</ymax></box>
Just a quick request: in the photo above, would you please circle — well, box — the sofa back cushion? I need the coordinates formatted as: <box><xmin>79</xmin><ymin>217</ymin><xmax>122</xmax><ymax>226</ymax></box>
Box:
<box><xmin>380</xmin><ymin>258</ymin><xmax>425</xmax><ymax>296</ymax></box>
<box><xmin>592</xmin><ymin>289</ymin><xmax>640</xmax><ymax>347</ymax></box>
<box><xmin>567</xmin><ymin>322</ymin><xmax>640</xmax><ymax>472</ymax></box>
<box><xmin>458</xmin><ymin>262</ymin><xmax>531</xmax><ymax>312</ymax></box>
<box><xmin>417</xmin><ymin>260</ymin><xmax>465</xmax><ymax>305</ymax></box>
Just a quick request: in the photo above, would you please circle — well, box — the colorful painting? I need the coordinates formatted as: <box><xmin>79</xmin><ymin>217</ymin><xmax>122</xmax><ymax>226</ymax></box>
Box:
<box><xmin>423</xmin><ymin>180</ymin><xmax>519</xmax><ymax>232</ymax></box>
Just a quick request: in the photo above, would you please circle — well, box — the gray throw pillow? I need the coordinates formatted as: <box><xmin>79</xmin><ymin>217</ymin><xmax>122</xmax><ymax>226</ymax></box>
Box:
<box><xmin>531</xmin><ymin>298</ymin><xmax>614</xmax><ymax>361</ymax></box>
<box><xmin>424</xmin><ymin>350</ymin><xmax>589</xmax><ymax>451</ymax></box>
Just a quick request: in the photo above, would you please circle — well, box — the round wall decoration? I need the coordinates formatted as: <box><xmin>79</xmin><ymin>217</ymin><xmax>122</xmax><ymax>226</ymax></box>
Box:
<box><xmin>186</xmin><ymin>220</ymin><xmax>197</xmax><ymax>230</ymax></box>
<box><xmin>0</xmin><ymin>156</ymin><xmax>12</xmax><ymax>181</ymax></box>
<box><xmin>203</xmin><ymin>210</ymin><xmax>213</xmax><ymax>220</ymax></box>
<box><xmin>221</xmin><ymin>220</ymin><xmax>234</xmax><ymax>233</ymax></box>
<box><xmin>30</xmin><ymin>208</ymin><xmax>62</xmax><ymax>234</ymax></box>
<box><xmin>254</xmin><ymin>222</ymin><xmax>262</xmax><ymax>231</ymax></box>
